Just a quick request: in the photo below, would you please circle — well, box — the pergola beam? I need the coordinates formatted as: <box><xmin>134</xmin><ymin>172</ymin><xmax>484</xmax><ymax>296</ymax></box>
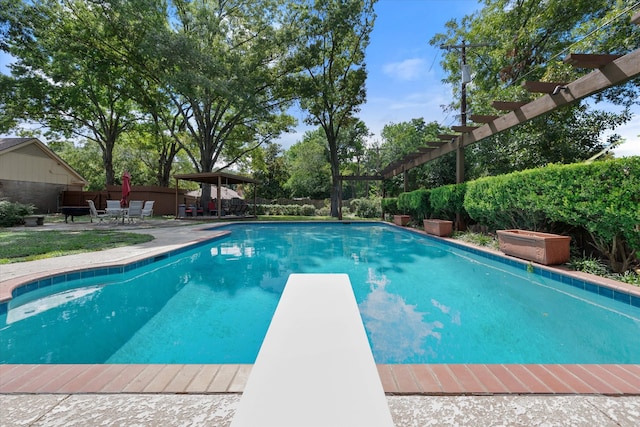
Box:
<box><xmin>451</xmin><ymin>125</ymin><xmax>480</xmax><ymax>133</ymax></box>
<box><xmin>338</xmin><ymin>175</ymin><xmax>383</xmax><ymax>181</ymax></box>
<box><xmin>383</xmin><ymin>48</ymin><xmax>640</xmax><ymax>179</ymax></box>
<box><xmin>491</xmin><ymin>101</ymin><xmax>527</xmax><ymax>110</ymax></box>
<box><xmin>463</xmin><ymin>48</ymin><xmax>640</xmax><ymax>146</ymax></box>
<box><xmin>522</xmin><ymin>81</ymin><xmax>569</xmax><ymax>93</ymax></box>
<box><xmin>469</xmin><ymin>114</ymin><xmax>499</xmax><ymax>123</ymax></box>
<box><xmin>564</xmin><ymin>53</ymin><xmax>622</xmax><ymax>69</ymax></box>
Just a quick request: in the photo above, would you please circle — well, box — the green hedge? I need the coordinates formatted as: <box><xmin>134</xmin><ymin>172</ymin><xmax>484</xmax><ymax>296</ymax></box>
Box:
<box><xmin>255</xmin><ymin>204</ymin><xmax>317</xmax><ymax>216</ymax></box>
<box><xmin>430</xmin><ymin>183</ymin><xmax>467</xmax><ymax>221</ymax></box>
<box><xmin>381</xmin><ymin>197</ymin><xmax>399</xmax><ymax>215</ymax></box>
<box><xmin>464</xmin><ymin>158</ymin><xmax>640</xmax><ymax>272</ymax></box>
<box><xmin>397</xmin><ymin>189</ymin><xmax>431</xmax><ymax>222</ymax></box>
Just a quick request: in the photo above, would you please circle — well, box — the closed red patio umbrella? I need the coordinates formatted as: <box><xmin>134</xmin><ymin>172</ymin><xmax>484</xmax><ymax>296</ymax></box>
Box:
<box><xmin>121</xmin><ymin>171</ymin><xmax>131</xmax><ymax>207</ymax></box>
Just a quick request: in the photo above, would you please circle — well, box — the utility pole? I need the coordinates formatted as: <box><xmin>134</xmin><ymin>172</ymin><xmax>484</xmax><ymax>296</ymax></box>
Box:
<box><xmin>440</xmin><ymin>40</ymin><xmax>493</xmax><ymax>183</ymax></box>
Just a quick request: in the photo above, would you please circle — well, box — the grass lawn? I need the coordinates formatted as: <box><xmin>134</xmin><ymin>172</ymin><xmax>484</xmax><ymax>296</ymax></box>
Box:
<box><xmin>0</xmin><ymin>230</ymin><xmax>154</xmax><ymax>264</ymax></box>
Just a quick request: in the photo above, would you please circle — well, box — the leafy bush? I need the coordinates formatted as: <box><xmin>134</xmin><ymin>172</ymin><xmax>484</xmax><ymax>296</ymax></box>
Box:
<box><xmin>567</xmin><ymin>256</ymin><xmax>610</xmax><ymax>277</ymax></box>
<box><xmin>537</xmin><ymin>159</ymin><xmax>640</xmax><ymax>272</ymax></box>
<box><xmin>568</xmin><ymin>255</ymin><xmax>639</xmax><ymax>286</ymax></box>
<box><xmin>453</xmin><ymin>231</ymin><xmax>499</xmax><ymax>250</ymax></box>
<box><xmin>464</xmin><ymin>158</ymin><xmax>640</xmax><ymax>272</ymax></box>
<box><xmin>381</xmin><ymin>198</ymin><xmax>399</xmax><ymax>215</ymax></box>
<box><xmin>430</xmin><ymin>183</ymin><xmax>467</xmax><ymax>221</ymax></box>
<box><xmin>256</xmin><ymin>204</ymin><xmax>316</xmax><ymax>216</ymax></box>
<box><xmin>350</xmin><ymin>198</ymin><xmax>381</xmax><ymax>218</ymax></box>
<box><xmin>315</xmin><ymin>206</ymin><xmax>331</xmax><ymax>216</ymax></box>
<box><xmin>464</xmin><ymin>172</ymin><xmax>548</xmax><ymax>231</ymax></box>
<box><xmin>0</xmin><ymin>199</ymin><xmax>35</xmax><ymax>227</ymax></box>
<box><xmin>397</xmin><ymin>189</ymin><xmax>431</xmax><ymax>222</ymax></box>
<box><xmin>300</xmin><ymin>204</ymin><xmax>316</xmax><ymax>216</ymax></box>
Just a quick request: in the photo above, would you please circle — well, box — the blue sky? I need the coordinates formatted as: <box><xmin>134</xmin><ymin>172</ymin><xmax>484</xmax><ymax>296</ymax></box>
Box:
<box><xmin>1</xmin><ymin>0</ymin><xmax>638</xmax><ymax>157</ymax></box>
<box><xmin>280</xmin><ymin>0</ymin><xmax>639</xmax><ymax>157</ymax></box>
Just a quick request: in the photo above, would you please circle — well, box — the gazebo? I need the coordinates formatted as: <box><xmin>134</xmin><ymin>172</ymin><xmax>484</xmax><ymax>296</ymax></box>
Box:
<box><xmin>174</xmin><ymin>171</ymin><xmax>260</xmax><ymax>219</ymax></box>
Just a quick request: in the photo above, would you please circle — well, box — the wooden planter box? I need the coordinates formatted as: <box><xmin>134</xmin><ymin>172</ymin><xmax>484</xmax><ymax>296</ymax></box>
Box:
<box><xmin>393</xmin><ymin>215</ymin><xmax>411</xmax><ymax>226</ymax></box>
<box><xmin>497</xmin><ymin>229</ymin><xmax>571</xmax><ymax>265</ymax></box>
<box><xmin>423</xmin><ymin>219</ymin><xmax>453</xmax><ymax>237</ymax></box>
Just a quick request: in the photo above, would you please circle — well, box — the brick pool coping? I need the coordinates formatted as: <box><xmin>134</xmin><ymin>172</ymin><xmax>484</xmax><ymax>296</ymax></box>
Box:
<box><xmin>1</xmin><ymin>223</ymin><xmax>639</xmax><ymax>395</ymax></box>
<box><xmin>1</xmin><ymin>363</ymin><xmax>639</xmax><ymax>395</ymax></box>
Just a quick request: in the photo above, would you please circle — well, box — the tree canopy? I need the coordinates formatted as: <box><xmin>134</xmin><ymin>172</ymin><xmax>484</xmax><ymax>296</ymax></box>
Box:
<box><xmin>293</xmin><ymin>0</ymin><xmax>377</xmax><ymax>216</ymax></box>
<box><xmin>426</xmin><ymin>0</ymin><xmax>637</xmax><ymax>178</ymax></box>
<box><xmin>0</xmin><ymin>0</ymin><xmax>636</xmax><ymax>200</ymax></box>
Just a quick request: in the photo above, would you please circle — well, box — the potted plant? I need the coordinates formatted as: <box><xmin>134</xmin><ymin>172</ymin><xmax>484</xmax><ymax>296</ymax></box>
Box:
<box><xmin>393</xmin><ymin>214</ymin><xmax>411</xmax><ymax>226</ymax></box>
<box><xmin>496</xmin><ymin>229</ymin><xmax>571</xmax><ymax>265</ymax></box>
<box><xmin>423</xmin><ymin>219</ymin><xmax>453</xmax><ymax>237</ymax></box>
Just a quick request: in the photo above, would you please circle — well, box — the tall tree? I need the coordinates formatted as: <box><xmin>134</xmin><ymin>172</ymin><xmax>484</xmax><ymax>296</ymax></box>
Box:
<box><xmin>146</xmin><ymin>0</ymin><xmax>298</xmax><ymax>202</ymax></box>
<box><xmin>1</xmin><ymin>0</ymin><xmax>145</xmax><ymax>185</ymax></box>
<box><xmin>335</xmin><ymin>118</ymin><xmax>370</xmax><ymax>199</ymax></box>
<box><xmin>295</xmin><ymin>0</ymin><xmax>376</xmax><ymax>217</ymax></box>
<box><xmin>284</xmin><ymin>129</ymin><xmax>331</xmax><ymax>199</ymax></box>
<box><xmin>251</xmin><ymin>143</ymin><xmax>290</xmax><ymax>200</ymax></box>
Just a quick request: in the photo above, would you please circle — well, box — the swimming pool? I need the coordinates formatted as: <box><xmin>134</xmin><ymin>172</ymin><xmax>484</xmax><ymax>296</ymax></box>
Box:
<box><xmin>1</xmin><ymin>222</ymin><xmax>639</xmax><ymax>364</ymax></box>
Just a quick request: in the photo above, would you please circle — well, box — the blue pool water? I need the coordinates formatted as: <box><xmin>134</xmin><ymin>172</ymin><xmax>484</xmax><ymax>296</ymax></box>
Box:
<box><xmin>1</xmin><ymin>222</ymin><xmax>639</xmax><ymax>364</ymax></box>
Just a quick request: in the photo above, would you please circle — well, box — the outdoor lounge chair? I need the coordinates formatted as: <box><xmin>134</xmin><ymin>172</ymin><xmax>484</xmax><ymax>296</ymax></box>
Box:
<box><xmin>141</xmin><ymin>201</ymin><xmax>154</xmax><ymax>220</ymax></box>
<box><xmin>87</xmin><ymin>200</ymin><xmax>111</xmax><ymax>223</ymax></box>
<box><xmin>125</xmin><ymin>200</ymin><xmax>144</xmax><ymax>223</ymax></box>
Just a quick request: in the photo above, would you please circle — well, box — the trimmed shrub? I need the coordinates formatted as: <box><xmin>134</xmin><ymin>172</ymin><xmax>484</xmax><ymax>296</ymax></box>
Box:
<box><xmin>397</xmin><ymin>189</ymin><xmax>431</xmax><ymax>222</ymax></box>
<box><xmin>0</xmin><ymin>199</ymin><xmax>35</xmax><ymax>227</ymax></box>
<box><xmin>381</xmin><ymin>198</ymin><xmax>399</xmax><ymax>216</ymax></box>
<box><xmin>350</xmin><ymin>198</ymin><xmax>382</xmax><ymax>218</ymax></box>
<box><xmin>464</xmin><ymin>172</ymin><xmax>549</xmax><ymax>231</ymax></box>
<box><xmin>464</xmin><ymin>158</ymin><xmax>640</xmax><ymax>272</ymax></box>
<box><xmin>255</xmin><ymin>204</ymin><xmax>316</xmax><ymax>216</ymax></box>
<box><xmin>430</xmin><ymin>182</ymin><xmax>467</xmax><ymax>221</ymax></box>
<box><xmin>300</xmin><ymin>204</ymin><xmax>316</xmax><ymax>216</ymax></box>
<box><xmin>315</xmin><ymin>206</ymin><xmax>331</xmax><ymax>216</ymax></box>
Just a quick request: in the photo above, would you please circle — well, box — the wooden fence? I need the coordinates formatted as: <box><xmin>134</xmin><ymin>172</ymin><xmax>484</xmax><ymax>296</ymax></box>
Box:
<box><xmin>61</xmin><ymin>185</ymin><xmax>194</xmax><ymax>216</ymax></box>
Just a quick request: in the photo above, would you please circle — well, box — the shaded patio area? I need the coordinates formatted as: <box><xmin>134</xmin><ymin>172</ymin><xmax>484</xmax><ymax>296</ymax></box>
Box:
<box><xmin>174</xmin><ymin>171</ymin><xmax>260</xmax><ymax>219</ymax></box>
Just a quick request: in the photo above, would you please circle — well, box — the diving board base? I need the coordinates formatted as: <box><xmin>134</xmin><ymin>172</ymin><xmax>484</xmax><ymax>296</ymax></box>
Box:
<box><xmin>231</xmin><ymin>273</ymin><xmax>393</xmax><ymax>427</ymax></box>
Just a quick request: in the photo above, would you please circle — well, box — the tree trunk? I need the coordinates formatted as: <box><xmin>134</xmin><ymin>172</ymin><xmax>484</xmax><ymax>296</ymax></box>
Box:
<box><xmin>328</xmin><ymin>138</ymin><xmax>341</xmax><ymax>218</ymax></box>
<box><xmin>330</xmin><ymin>171</ymin><xmax>341</xmax><ymax>218</ymax></box>
<box><xmin>103</xmin><ymin>150</ymin><xmax>115</xmax><ymax>186</ymax></box>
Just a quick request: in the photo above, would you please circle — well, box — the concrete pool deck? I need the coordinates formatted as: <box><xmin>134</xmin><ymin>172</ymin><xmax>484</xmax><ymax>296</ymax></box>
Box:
<box><xmin>1</xmin><ymin>219</ymin><xmax>639</xmax><ymax>425</ymax></box>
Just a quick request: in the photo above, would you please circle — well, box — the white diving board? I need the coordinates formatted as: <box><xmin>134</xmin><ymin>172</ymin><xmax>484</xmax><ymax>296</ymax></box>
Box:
<box><xmin>231</xmin><ymin>274</ymin><xmax>394</xmax><ymax>427</ymax></box>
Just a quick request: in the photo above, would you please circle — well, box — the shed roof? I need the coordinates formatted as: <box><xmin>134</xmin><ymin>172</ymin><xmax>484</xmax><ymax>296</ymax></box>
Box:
<box><xmin>174</xmin><ymin>171</ymin><xmax>260</xmax><ymax>185</ymax></box>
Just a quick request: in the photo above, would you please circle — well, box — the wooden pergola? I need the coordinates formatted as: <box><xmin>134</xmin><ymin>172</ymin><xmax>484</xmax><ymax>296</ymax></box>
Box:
<box><xmin>380</xmin><ymin>12</ymin><xmax>640</xmax><ymax>180</ymax></box>
<box><xmin>174</xmin><ymin>171</ymin><xmax>260</xmax><ymax>218</ymax></box>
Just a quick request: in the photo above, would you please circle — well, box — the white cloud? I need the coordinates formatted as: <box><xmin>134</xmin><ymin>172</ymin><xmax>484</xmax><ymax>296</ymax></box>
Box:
<box><xmin>382</xmin><ymin>58</ymin><xmax>427</xmax><ymax>81</ymax></box>
<box><xmin>600</xmin><ymin>105</ymin><xmax>640</xmax><ymax>157</ymax></box>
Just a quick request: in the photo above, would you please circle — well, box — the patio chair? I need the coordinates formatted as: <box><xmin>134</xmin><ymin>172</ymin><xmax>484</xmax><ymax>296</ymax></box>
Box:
<box><xmin>207</xmin><ymin>199</ymin><xmax>217</xmax><ymax>216</ymax></box>
<box><xmin>237</xmin><ymin>202</ymin><xmax>249</xmax><ymax>216</ymax></box>
<box><xmin>86</xmin><ymin>200</ymin><xmax>110</xmax><ymax>223</ymax></box>
<box><xmin>125</xmin><ymin>200</ymin><xmax>144</xmax><ymax>223</ymax></box>
<box><xmin>141</xmin><ymin>201</ymin><xmax>154</xmax><ymax>220</ymax></box>
<box><xmin>230</xmin><ymin>197</ymin><xmax>241</xmax><ymax>215</ymax></box>
<box><xmin>105</xmin><ymin>200</ymin><xmax>123</xmax><ymax>221</ymax></box>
